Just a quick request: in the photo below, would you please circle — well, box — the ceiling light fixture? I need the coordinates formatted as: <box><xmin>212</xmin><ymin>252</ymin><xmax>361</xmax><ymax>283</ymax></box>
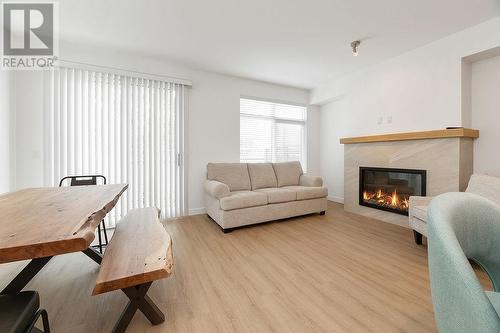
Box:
<box><xmin>351</xmin><ymin>40</ymin><xmax>361</xmax><ymax>57</ymax></box>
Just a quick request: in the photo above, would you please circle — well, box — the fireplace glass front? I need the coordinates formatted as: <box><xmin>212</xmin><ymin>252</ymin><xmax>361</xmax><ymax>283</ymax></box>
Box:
<box><xmin>359</xmin><ymin>167</ymin><xmax>426</xmax><ymax>216</ymax></box>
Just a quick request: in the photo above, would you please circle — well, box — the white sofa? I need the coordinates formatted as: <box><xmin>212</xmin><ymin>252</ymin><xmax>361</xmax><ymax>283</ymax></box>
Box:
<box><xmin>204</xmin><ymin>161</ymin><xmax>328</xmax><ymax>232</ymax></box>
<box><xmin>409</xmin><ymin>174</ymin><xmax>500</xmax><ymax>244</ymax></box>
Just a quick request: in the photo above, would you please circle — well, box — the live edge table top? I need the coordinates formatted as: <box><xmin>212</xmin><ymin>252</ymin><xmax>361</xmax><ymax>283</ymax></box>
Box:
<box><xmin>0</xmin><ymin>184</ymin><xmax>128</xmax><ymax>264</ymax></box>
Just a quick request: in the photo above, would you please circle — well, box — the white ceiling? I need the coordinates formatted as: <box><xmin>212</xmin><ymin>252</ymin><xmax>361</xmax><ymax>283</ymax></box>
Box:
<box><xmin>59</xmin><ymin>0</ymin><xmax>500</xmax><ymax>89</ymax></box>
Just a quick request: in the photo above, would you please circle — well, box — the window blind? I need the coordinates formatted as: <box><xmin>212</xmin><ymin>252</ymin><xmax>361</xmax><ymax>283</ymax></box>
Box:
<box><xmin>240</xmin><ymin>98</ymin><xmax>306</xmax><ymax>168</ymax></box>
<box><xmin>44</xmin><ymin>66</ymin><xmax>186</xmax><ymax>225</ymax></box>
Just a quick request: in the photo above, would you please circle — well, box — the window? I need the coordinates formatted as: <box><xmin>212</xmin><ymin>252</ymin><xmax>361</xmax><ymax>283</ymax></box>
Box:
<box><xmin>240</xmin><ymin>97</ymin><xmax>307</xmax><ymax>168</ymax></box>
<box><xmin>44</xmin><ymin>66</ymin><xmax>187</xmax><ymax>224</ymax></box>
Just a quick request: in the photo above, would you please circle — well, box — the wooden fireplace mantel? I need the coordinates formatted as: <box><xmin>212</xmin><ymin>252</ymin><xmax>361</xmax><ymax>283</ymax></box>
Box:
<box><xmin>339</xmin><ymin>128</ymin><xmax>479</xmax><ymax>144</ymax></box>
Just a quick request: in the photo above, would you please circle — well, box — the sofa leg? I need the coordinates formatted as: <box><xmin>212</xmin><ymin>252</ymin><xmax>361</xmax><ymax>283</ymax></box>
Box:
<box><xmin>319</xmin><ymin>211</ymin><xmax>326</xmax><ymax>215</ymax></box>
<box><xmin>223</xmin><ymin>228</ymin><xmax>234</xmax><ymax>233</ymax></box>
<box><xmin>413</xmin><ymin>230</ymin><xmax>423</xmax><ymax>245</ymax></box>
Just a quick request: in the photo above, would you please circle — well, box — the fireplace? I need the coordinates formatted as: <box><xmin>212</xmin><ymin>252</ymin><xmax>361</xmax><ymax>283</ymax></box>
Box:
<box><xmin>359</xmin><ymin>167</ymin><xmax>426</xmax><ymax>216</ymax></box>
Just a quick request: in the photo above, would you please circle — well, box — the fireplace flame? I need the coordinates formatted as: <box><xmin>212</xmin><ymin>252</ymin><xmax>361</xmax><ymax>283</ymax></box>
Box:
<box><xmin>403</xmin><ymin>198</ymin><xmax>409</xmax><ymax>209</ymax></box>
<box><xmin>362</xmin><ymin>188</ymin><xmax>410</xmax><ymax>212</ymax></box>
<box><xmin>391</xmin><ymin>190</ymin><xmax>398</xmax><ymax>206</ymax></box>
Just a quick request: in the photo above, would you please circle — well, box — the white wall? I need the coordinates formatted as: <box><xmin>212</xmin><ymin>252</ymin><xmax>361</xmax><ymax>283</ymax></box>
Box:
<box><xmin>0</xmin><ymin>70</ymin><xmax>15</xmax><ymax>194</ymax></box>
<box><xmin>306</xmin><ymin>105</ymin><xmax>321</xmax><ymax>176</ymax></box>
<box><xmin>319</xmin><ymin>101</ymin><xmax>345</xmax><ymax>203</ymax></box>
<box><xmin>13</xmin><ymin>41</ymin><xmax>319</xmax><ymax>214</ymax></box>
<box><xmin>471</xmin><ymin>55</ymin><xmax>500</xmax><ymax>177</ymax></box>
<box><xmin>14</xmin><ymin>72</ymin><xmax>45</xmax><ymax>189</ymax></box>
<box><xmin>313</xmin><ymin>16</ymin><xmax>500</xmax><ymax>201</ymax></box>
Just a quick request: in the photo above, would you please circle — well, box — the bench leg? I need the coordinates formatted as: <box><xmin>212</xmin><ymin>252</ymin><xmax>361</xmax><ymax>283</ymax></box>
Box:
<box><xmin>1</xmin><ymin>256</ymin><xmax>52</xmax><ymax>295</ymax></box>
<box><xmin>113</xmin><ymin>282</ymin><xmax>165</xmax><ymax>333</ymax></box>
<box><xmin>130</xmin><ymin>294</ymin><xmax>165</xmax><ymax>325</ymax></box>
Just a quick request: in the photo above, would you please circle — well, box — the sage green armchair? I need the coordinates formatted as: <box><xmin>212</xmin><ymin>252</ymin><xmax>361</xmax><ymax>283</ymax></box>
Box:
<box><xmin>428</xmin><ymin>192</ymin><xmax>500</xmax><ymax>332</ymax></box>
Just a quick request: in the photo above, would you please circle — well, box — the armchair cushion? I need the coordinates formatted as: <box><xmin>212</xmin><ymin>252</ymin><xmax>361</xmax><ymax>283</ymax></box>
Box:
<box><xmin>466</xmin><ymin>174</ymin><xmax>500</xmax><ymax>206</ymax></box>
<box><xmin>299</xmin><ymin>174</ymin><xmax>323</xmax><ymax>187</ymax></box>
<box><xmin>273</xmin><ymin>161</ymin><xmax>303</xmax><ymax>187</ymax></box>
<box><xmin>204</xmin><ymin>180</ymin><xmax>230</xmax><ymax>199</ymax></box>
<box><xmin>248</xmin><ymin>163</ymin><xmax>278</xmax><ymax>190</ymax></box>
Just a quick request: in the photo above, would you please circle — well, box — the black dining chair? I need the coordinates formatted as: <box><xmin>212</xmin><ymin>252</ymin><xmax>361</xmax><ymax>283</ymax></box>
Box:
<box><xmin>0</xmin><ymin>291</ymin><xmax>51</xmax><ymax>333</ymax></box>
<box><xmin>59</xmin><ymin>175</ymin><xmax>109</xmax><ymax>253</ymax></box>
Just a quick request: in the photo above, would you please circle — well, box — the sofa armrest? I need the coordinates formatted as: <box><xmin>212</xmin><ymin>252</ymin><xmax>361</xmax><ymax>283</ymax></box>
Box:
<box><xmin>409</xmin><ymin>196</ymin><xmax>434</xmax><ymax>207</ymax></box>
<box><xmin>299</xmin><ymin>174</ymin><xmax>323</xmax><ymax>187</ymax></box>
<box><xmin>204</xmin><ymin>180</ymin><xmax>230</xmax><ymax>199</ymax></box>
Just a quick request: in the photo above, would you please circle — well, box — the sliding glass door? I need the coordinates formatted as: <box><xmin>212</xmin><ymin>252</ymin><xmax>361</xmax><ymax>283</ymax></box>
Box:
<box><xmin>44</xmin><ymin>66</ymin><xmax>186</xmax><ymax>224</ymax></box>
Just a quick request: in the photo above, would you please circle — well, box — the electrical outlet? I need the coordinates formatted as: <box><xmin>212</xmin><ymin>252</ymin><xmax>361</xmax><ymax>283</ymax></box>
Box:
<box><xmin>377</xmin><ymin>116</ymin><xmax>383</xmax><ymax>125</ymax></box>
<box><xmin>387</xmin><ymin>116</ymin><xmax>392</xmax><ymax>124</ymax></box>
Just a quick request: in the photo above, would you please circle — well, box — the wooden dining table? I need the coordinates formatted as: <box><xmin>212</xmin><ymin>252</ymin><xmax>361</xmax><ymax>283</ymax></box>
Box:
<box><xmin>0</xmin><ymin>184</ymin><xmax>128</xmax><ymax>295</ymax></box>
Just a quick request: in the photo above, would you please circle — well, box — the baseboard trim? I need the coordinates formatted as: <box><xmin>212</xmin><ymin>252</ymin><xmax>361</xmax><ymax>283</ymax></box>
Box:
<box><xmin>328</xmin><ymin>195</ymin><xmax>344</xmax><ymax>204</ymax></box>
<box><xmin>189</xmin><ymin>207</ymin><xmax>206</xmax><ymax>216</ymax></box>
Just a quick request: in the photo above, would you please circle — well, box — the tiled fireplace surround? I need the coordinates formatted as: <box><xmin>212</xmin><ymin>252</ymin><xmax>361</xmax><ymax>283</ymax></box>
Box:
<box><xmin>341</xmin><ymin>129</ymin><xmax>478</xmax><ymax>227</ymax></box>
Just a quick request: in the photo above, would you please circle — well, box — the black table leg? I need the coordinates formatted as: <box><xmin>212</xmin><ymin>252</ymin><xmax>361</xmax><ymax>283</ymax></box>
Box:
<box><xmin>0</xmin><ymin>256</ymin><xmax>52</xmax><ymax>295</ymax></box>
<box><xmin>1</xmin><ymin>245</ymin><xmax>103</xmax><ymax>295</ymax></box>
<box><xmin>82</xmin><ymin>247</ymin><xmax>103</xmax><ymax>264</ymax></box>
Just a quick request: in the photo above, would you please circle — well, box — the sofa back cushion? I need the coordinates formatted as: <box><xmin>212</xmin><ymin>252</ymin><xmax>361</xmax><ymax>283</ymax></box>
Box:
<box><xmin>272</xmin><ymin>161</ymin><xmax>303</xmax><ymax>187</ymax></box>
<box><xmin>207</xmin><ymin>163</ymin><xmax>251</xmax><ymax>191</ymax></box>
<box><xmin>466</xmin><ymin>174</ymin><xmax>500</xmax><ymax>206</ymax></box>
<box><xmin>247</xmin><ymin>163</ymin><xmax>278</xmax><ymax>190</ymax></box>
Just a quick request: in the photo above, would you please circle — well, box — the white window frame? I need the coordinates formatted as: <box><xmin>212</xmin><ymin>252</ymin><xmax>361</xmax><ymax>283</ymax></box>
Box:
<box><xmin>239</xmin><ymin>96</ymin><xmax>308</xmax><ymax>171</ymax></box>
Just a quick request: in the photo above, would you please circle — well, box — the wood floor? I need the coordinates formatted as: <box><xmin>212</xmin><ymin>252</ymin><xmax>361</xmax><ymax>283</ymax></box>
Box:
<box><xmin>0</xmin><ymin>201</ymin><xmax>491</xmax><ymax>332</ymax></box>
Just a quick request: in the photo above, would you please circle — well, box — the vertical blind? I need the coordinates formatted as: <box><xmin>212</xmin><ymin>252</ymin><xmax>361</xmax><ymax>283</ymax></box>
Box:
<box><xmin>44</xmin><ymin>66</ymin><xmax>186</xmax><ymax>225</ymax></box>
<box><xmin>240</xmin><ymin>98</ymin><xmax>307</xmax><ymax>168</ymax></box>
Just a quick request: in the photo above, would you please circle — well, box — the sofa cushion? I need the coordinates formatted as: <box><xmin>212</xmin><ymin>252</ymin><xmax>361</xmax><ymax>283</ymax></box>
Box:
<box><xmin>254</xmin><ymin>188</ymin><xmax>296</xmax><ymax>204</ymax></box>
<box><xmin>219</xmin><ymin>191</ymin><xmax>268</xmax><ymax>211</ymax></box>
<box><xmin>248</xmin><ymin>163</ymin><xmax>278</xmax><ymax>190</ymax></box>
<box><xmin>207</xmin><ymin>163</ymin><xmax>251</xmax><ymax>191</ymax></box>
<box><xmin>282</xmin><ymin>186</ymin><xmax>328</xmax><ymax>200</ymax></box>
<box><xmin>273</xmin><ymin>161</ymin><xmax>303</xmax><ymax>187</ymax></box>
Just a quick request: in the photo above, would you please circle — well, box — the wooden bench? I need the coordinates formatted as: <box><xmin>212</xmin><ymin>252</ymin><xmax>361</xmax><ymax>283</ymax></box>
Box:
<box><xmin>92</xmin><ymin>207</ymin><xmax>173</xmax><ymax>333</ymax></box>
